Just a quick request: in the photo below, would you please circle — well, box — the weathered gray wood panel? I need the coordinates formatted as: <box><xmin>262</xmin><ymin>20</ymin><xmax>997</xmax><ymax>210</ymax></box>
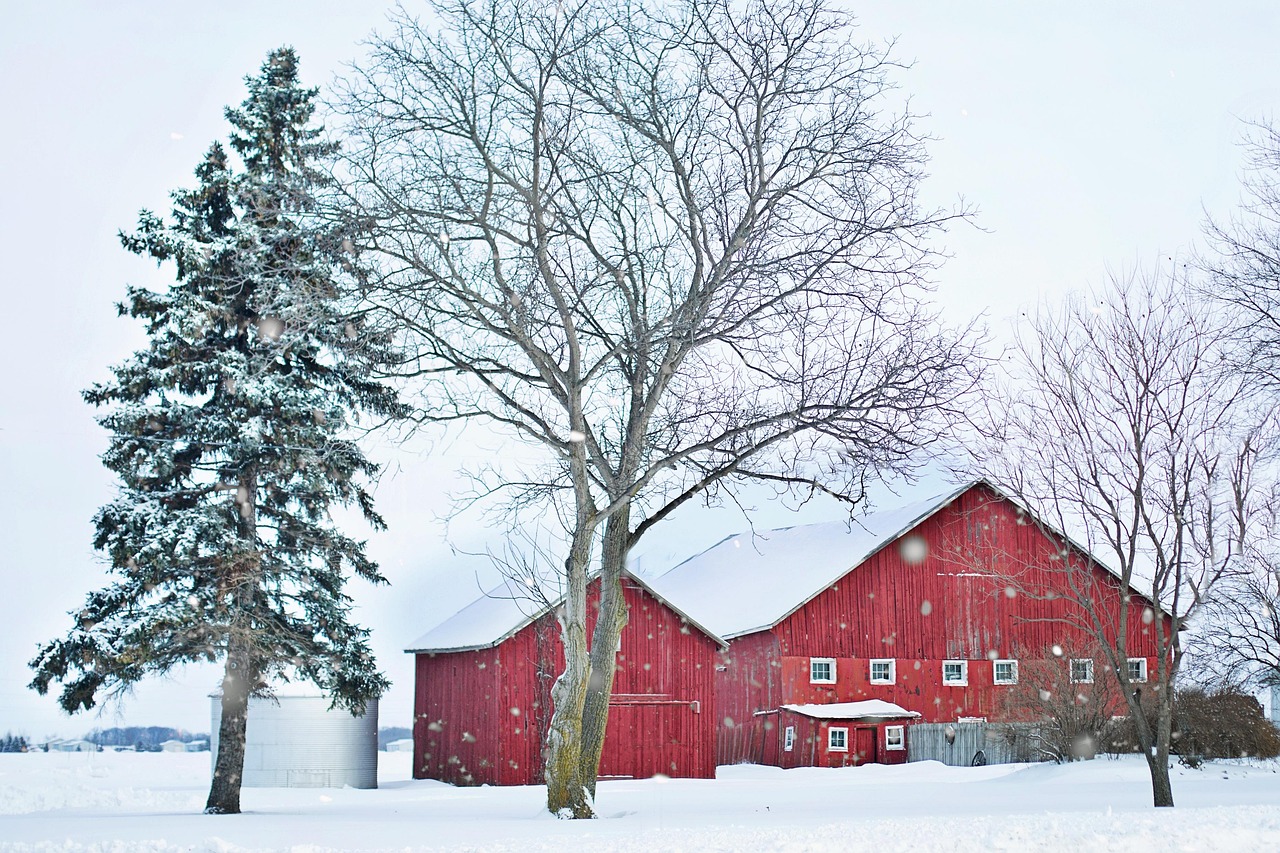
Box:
<box><xmin>908</xmin><ymin>722</ymin><xmax>1042</xmax><ymax>766</ymax></box>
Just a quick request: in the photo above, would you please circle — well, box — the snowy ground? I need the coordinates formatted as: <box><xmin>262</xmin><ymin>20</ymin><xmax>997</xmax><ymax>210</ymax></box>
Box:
<box><xmin>3</xmin><ymin>751</ymin><xmax>1280</xmax><ymax>852</ymax></box>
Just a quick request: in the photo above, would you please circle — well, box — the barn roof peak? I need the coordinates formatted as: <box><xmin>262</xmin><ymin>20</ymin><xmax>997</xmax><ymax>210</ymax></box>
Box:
<box><xmin>405</xmin><ymin>568</ymin><xmax>728</xmax><ymax>655</ymax></box>
<box><xmin>644</xmin><ymin>479</ymin><xmax>988</xmax><ymax>639</ymax></box>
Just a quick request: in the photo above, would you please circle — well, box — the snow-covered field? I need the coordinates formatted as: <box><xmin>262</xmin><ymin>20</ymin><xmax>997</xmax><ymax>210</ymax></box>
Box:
<box><xmin>3</xmin><ymin>751</ymin><xmax>1280</xmax><ymax>852</ymax></box>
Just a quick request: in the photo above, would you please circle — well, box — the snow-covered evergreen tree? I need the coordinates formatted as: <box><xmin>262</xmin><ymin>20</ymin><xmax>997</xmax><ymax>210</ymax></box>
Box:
<box><xmin>28</xmin><ymin>48</ymin><xmax>401</xmax><ymax>815</ymax></box>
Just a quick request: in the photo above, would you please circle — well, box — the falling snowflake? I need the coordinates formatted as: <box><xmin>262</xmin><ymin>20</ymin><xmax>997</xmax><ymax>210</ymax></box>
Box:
<box><xmin>899</xmin><ymin>535</ymin><xmax>928</xmax><ymax>564</ymax></box>
<box><xmin>257</xmin><ymin>317</ymin><xmax>285</xmax><ymax>341</ymax></box>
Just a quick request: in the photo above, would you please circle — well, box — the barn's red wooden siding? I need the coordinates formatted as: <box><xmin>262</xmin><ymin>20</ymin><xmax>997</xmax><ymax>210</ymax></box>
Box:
<box><xmin>716</xmin><ymin>484</ymin><xmax>1168</xmax><ymax>765</ymax></box>
<box><xmin>413</xmin><ymin>576</ymin><xmax>718</xmax><ymax>785</ymax></box>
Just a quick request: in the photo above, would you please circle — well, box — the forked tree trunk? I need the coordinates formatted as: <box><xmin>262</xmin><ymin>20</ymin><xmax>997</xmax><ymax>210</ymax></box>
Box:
<box><xmin>544</xmin><ymin>531</ymin><xmax>595</xmax><ymax>818</ymax></box>
<box><xmin>581</xmin><ymin>508</ymin><xmax>631</xmax><ymax>797</ymax></box>
<box><xmin>206</xmin><ymin>635</ymin><xmax>253</xmax><ymax>814</ymax></box>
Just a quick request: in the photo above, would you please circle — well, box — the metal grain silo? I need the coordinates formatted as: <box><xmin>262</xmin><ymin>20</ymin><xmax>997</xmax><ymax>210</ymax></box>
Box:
<box><xmin>209</xmin><ymin>690</ymin><xmax>378</xmax><ymax>789</ymax></box>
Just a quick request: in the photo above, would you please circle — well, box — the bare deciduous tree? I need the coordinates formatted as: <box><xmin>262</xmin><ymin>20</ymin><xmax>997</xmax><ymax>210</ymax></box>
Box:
<box><xmin>1188</xmin><ymin>547</ymin><xmax>1280</xmax><ymax>690</ymax></box>
<box><xmin>998</xmin><ymin>644</ymin><xmax>1127</xmax><ymax>764</ymax></box>
<box><xmin>967</xmin><ymin>269</ymin><xmax>1264</xmax><ymax>807</ymax></box>
<box><xmin>1203</xmin><ymin>119</ymin><xmax>1280</xmax><ymax>391</ymax></box>
<box><xmin>336</xmin><ymin>0</ymin><xmax>982</xmax><ymax>816</ymax></box>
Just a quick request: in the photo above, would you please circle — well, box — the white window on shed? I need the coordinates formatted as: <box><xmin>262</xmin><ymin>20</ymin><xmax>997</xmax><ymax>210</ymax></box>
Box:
<box><xmin>885</xmin><ymin>725</ymin><xmax>905</xmax><ymax>751</ymax></box>
<box><xmin>1070</xmin><ymin>658</ymin><xmax>1094</xmax><ymax>684</ymax></box>
<box><xmin>942</xmin><ymin>660</ymin><xmax>968</xmax><ymax>686</ymax></box>
<box><xmin>869</xmin><ymin>659</ymin><xmax>895</xmax><ymax>685</ymax></box>
<box><xmin>810</xmin><ymin>657</ymin><xmax>836</xmax><ymax>684</ymax></box>
<box><xmin>993</xmin><ymin>659</ymin><xmax>1018</xmax><ymax>685</ymax></box>
<box><xmin>828</xmin><ymin>727</ymin><xmax>848</xmax><ymax>752</ymax></box>
<box><xmin>783</xmin><ymin>726</ymin><xmax>796</xmax><ymax>752</ymax></box>
<box><xmin>1127</xmin><ymin>658</ymin><xmax>1148</xmax><ymax>683</ymax></box>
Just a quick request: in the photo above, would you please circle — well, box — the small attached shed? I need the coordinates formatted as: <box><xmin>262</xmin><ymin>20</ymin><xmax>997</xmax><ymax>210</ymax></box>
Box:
<box><xmin>407</xmin><ymin>571</ymin><xmax>724</xmax><ymax>786</ymax></box>
<box><xmin>769</xmin><ymin>700</ymin><xmax>919</xmax><ymax>769</ymax></box>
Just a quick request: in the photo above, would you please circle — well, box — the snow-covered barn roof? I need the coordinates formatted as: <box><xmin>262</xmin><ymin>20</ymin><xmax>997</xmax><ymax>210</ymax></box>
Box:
<box><xmin>404</xmin><ymin>570</ymin><xmax>728</xmax><ymax>654</ymax></box>
<box><xmin>644</xmin><ymin>477</ymin><xmax>1155</xmax><ymax>640</ymax></box>
<box><xmin>644</xmin><ymin>481</ymin><xmax>977</xmax><ymax>640</ymax></box>
<box><xmin>781</xmin><ymin>700</ymin><xmax>921</xmax><ymax>720</ymax></box>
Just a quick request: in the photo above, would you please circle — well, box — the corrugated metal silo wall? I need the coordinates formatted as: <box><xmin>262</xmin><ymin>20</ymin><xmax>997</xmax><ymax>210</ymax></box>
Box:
<box><xmin>210</xmin><ymin>696</ymin><xmax>378</xmax><ymax>788</ymax></box>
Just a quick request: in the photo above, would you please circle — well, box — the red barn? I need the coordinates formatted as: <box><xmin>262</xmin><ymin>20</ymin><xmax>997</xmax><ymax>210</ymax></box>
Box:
<box><xmin>406</xmin><ymin>571</ymin><xmax>724</xmax><ymax>786</ymax></box>
<box><xmin>646</xmin><ymin>480</ymin><xmax>1165</xmax><ymax>767</ymax></box>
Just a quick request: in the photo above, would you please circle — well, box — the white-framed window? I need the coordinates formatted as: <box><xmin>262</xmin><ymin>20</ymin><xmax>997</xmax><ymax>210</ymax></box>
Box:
<box><xmin>1070</xmin><ymin>658</ymin><xmax>1094</xmax><ymax>684</ymax></box>
<box><xmin>993</xmin><ymin>659</ymin><xmax>1019</xmax><ymax>685</ymax></box>
<box><xmin>942</xmin><ymin>660</ymin><xmax>968</xmax><ymax>686</ymax></box>
<box><xmin>783</xmin><ymin>726</ymin><xmax>796</xmax><ymax>752</ymax></box>
<box><xmin>1126</xmin><ymin>657</ymin><xmax>1148</xmax><ymax>683</ymax></box>
<box><xmin>828</xmin><ymin>727</ymin><xmax>848</xmax><ymax>752</ymax></box>
<box><xmin>885</xmin><ymin>725</ymin><xmax>905</xmax><ymax>751</ymax></box>
<box><xmin>869</xmin><ymin>658</ymin><xmax>895</xmax><ymax>685</ymax></box>
<box><xmin>810</xmin><ymin>657</ymin><xmax>836</xmax><ymax>684</ymax></box>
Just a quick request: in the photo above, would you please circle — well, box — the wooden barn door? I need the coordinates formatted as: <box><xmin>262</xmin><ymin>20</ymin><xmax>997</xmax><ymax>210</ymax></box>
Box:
<box><xmin>600</xmin><ymin>699</ymin><xmax>700</xmax><ymax>779</ymax></box>
<box><xmin>854</xmin><ymin>727</ymin><xmax>877</xmax><ymax>765</ymax></box>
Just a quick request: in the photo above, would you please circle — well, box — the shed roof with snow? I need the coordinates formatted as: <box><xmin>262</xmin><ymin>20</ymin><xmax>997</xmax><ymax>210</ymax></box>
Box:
<box><xmin>781</xmin><ymin>700</ymin><xmax>921</xmax><ymax>720</ymax></box>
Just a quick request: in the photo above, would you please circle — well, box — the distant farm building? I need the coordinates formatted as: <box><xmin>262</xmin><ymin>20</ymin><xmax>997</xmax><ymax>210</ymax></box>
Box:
<box><xmin>46</xmin><ymin>739</ymin><xmax>96</xmax><ymax>753</ymax></box>
<box><xmin>209</xmin><ymin>692</ymin><xmax>378</xmax><ymax>788</ymax></box>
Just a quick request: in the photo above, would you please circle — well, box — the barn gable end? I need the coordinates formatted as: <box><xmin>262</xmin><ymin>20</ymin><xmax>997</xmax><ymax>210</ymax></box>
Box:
<box><xmin>409</xmin><ymin>573</ymin><xmax>721</xmax><ymax>785</ymax></box>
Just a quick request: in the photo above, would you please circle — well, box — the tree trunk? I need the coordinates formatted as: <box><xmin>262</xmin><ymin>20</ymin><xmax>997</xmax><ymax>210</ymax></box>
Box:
<box><xmin>1125</xmin><ymin>667</ymin><xmax>1176</xmax><ymax>808</ymax></box>
<box><xmin>206</xmin><ymin>633</ymin><xmax>253</xmax><ymax>814</ymax></box>
<box><xmin>206</xmin><ymin>472</ymin><xmax>259</xmax><ymax>815</ymax></box>
<box><xmin>1144</xmin><ymin>748</ymin><xmax>1175</xmax><ymax>807</ymax></box>
<box><xmin>1149</xmin><ymin>685</ymin><xmax>1176</xmax><ymax>807</ymax></box>
<box><xmin>581</xmin><ymin>507</ymin><xmax>631</xmax><ymax>797</ymax></box>
<box><xmin>543</xmin><ymin>529</ymin><xmax>595</xmax><ymax>819</ymax></box>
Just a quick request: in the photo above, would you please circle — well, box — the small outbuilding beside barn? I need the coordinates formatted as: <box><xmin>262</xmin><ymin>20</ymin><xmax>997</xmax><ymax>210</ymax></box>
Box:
<box><xmin>768</xmin><ymin>700</ymin><xmax>920</xmax><ymax>769</ymax></box>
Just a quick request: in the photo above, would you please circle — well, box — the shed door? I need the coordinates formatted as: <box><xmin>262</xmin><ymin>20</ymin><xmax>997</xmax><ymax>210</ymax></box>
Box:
<box><xmin>600</xmin><ymin>702</ymin><xmax>698</xmax><ymax>779</ymax></box>
<box><xmin>854</xmin><ymin>727</ymin><xmax>877</xmax><ymax>765</ymax></box>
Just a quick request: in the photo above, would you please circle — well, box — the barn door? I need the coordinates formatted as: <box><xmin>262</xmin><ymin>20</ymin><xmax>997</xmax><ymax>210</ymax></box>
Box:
<box><xmin>854</xmin><ymin>727</ymin><xmax>877</xmax><ymax>765</ymax></box>
<box><xmin>600</xmin><ymin>701</ymin><xmax>699</xmax><ymax>779</ymax></box>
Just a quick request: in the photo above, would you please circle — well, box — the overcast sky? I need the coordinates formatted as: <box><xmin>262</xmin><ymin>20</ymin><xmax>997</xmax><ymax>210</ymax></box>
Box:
<box><xmin>2</xmin><ymin>2</ymin><xmax>1278</xmax><ymax>739</ymax></box>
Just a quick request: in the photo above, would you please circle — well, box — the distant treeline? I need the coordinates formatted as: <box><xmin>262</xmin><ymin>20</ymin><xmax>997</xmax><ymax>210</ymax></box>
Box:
<box><xmin>1</xmin><ymin>733</ymin><xmax>30</xmax><ymax>752</ymax></box>
<box><xmin>378</xmin><ymin>727</ymin><xmax>411</xmax><ymax>749</ymax></box>
<box><xmin>84</xmin><ymin>727</ymin><xmax>207</xmax><ymax>750</ymax></box>
<box><xmin>60</xmin><ymin>726</ymin><xmax>413</xmax><ymax>750</ymax></box>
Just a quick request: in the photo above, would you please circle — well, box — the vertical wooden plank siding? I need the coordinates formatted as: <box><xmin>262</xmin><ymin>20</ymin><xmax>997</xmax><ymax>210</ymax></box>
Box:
<box><xmin>715</xmin><ymin>484</ymin><xmax>1170</xmax><ymax>764</ymax></box>
<box><xmin>715</xmin><ymin>632</ymin><xmax>781</xmax><ymax>765</ymax></box>
<box><xmin>412</xmin><ymin>648</ymin><xmax>501</xmax><ymax>785</ymax></box>
<box><xmin>600</xmin><ymin>577</ymin><xmax>718</xmax><ymax>780</ymax></box>
<box><xmin>414</xmin><ymin>575</ymin><xmax>719</xmax><ymax>786</ymax></box>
